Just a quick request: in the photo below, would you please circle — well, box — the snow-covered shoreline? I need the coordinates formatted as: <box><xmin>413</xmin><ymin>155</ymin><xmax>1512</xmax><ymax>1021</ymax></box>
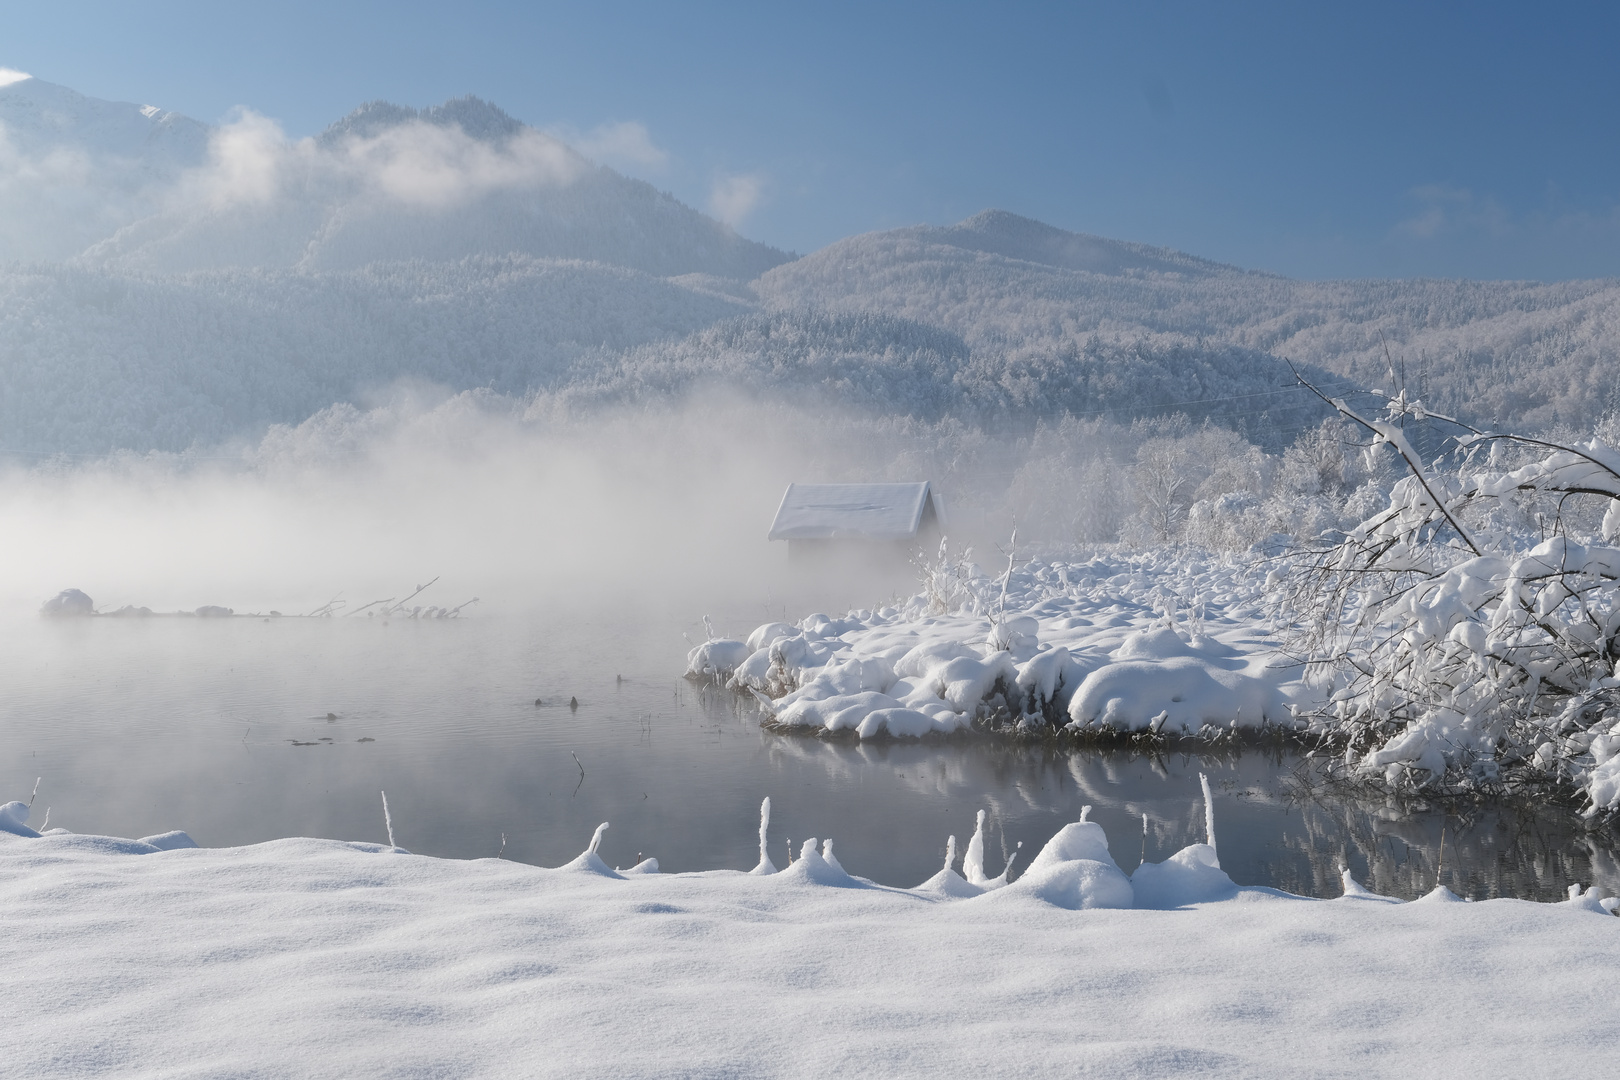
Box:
<box><xmin>688</xmin><ymin>547</ymin><xmax>1305</xmax><ymax>741</ymax></box>
<box><xmin>690</xmin><ymin>536</ymin><xmax>1620</xmax><ymax>822</ymax></box>
<box><xmin>3</xmin><ymin>791</ymin><xmax>1617</xmax><ymax>1078</ymax></box>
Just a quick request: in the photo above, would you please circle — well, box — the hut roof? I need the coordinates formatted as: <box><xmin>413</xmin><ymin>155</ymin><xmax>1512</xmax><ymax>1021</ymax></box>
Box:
<box><xmin>767</xmin><ymin>482</ymin><xmax>940</xmax><ymax>541</ymax></box>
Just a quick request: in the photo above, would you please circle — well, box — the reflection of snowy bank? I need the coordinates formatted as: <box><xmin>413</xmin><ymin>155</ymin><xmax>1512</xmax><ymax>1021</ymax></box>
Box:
<box><xmin>689</xmin><ymin>548</ymin><xmax>1303</xmax><ymax>740</ymax></box>
<box><xmin>3</xmin><ymin>792</ymin><xmax>1617</xmax><ymax>1078</ymax></box>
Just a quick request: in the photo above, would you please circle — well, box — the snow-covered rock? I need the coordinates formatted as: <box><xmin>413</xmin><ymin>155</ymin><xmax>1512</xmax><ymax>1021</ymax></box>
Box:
<box><xmin>39</xmin><ymin>588</ymin><xmax>93</xmax><ymax>617</ymax></box>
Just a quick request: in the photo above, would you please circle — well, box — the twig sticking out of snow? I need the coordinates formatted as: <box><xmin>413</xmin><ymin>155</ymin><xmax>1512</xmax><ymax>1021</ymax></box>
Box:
<box><xmin>942</xmin><ymin>834</ymin><xmax>957</xmax><ymax>875</ymax></box>
<box><xmin>961</xmin><ymin>810</ymin><xmax>1021</xmax><ymax>888</ymax></box>
<box><xmin>964</xmin><ymin>810</ymin><xmax>989</xmax><ymax>886</ymax></box>
<box><xmin>586</xmin><ymin>821</ymin><xmax>608</xmax><ymax>856</ymax></box>
<box><xmin>985</xmin><ymin>841</ymin><xmax>1022</xmax><ymax>888</ymax></box>
<box><xmin>821</xmin><ymin>839</ymin><xmax>845</xmax><ymax>874</ymax></box>
<box><xmin>1436</xmin><ymin>820</ymin><xmax>1447</xmax><ymax>893</ymax></box>
<box><xmin>993</xmin><ymin>527</ymin><xmax>1018</xmax><ymax>626</ymax></box>
<box><xmin>381</xmin><ymin>791</ymin><xmax>397</xmax><ymax>851</ymax></box>
<box><xmin>498</xmin><ymin>833</ymin><xmax>506</xmax><ymax>860</ymax></box>
<box><xmin>1199</xmin><ymin>773</ymin><xmax>1218</xmax><ymax>864</ymax></box>
<box><xmin>40</xmin><ymin>807</ymin><xmax>49</xmax><ymax>831</ymax></box>
<box><xmin>29</xmin><ymin>777</ymin><xmax>39</xmax><ymax>808</ymax></box>
<box><xmin>750</xmin><ymin>797</ymin><xmax>776</xmax><ymax>875</ymax></box>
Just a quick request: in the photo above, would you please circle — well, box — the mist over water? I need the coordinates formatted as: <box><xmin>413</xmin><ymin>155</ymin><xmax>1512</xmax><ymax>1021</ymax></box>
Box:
<box><xmin>0</xmin><ymin>397</ymin><xmax>850</xmax><ymax>615</ymax></box>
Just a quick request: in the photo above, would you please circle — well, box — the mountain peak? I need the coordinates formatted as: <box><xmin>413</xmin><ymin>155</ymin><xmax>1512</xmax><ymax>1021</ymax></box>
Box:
<box><xmin>924</xmin><ymin>209</ymin><xmax>1251</xmax><ymax>278</ymax></box>
<box><xmin>319</xmin><ymin>95</ymin><xmax>525</xmax><ymax>145</ymax></box>
<box><xmin>0</xmin><ymin>74</ymin><xmax>208</xmax><ymax>169</ymax></box>
<box><xmin>423</xmin><ymin>96</ymin><xmax>524</xmax><ymax>140</ymax></box>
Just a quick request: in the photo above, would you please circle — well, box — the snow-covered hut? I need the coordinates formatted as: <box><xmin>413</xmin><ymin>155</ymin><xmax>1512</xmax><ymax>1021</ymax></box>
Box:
<box><xmin>767</xmin><ymin>482</ymin><xmax>947</xmax><ymax>560</ymax></box>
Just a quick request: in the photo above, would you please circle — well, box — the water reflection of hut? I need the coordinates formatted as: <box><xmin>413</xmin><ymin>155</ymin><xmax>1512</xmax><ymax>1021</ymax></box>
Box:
<box><xmin>767</xmin><ymin>482</ymin><xmax>948</xmax><ymax>562</ymax></box>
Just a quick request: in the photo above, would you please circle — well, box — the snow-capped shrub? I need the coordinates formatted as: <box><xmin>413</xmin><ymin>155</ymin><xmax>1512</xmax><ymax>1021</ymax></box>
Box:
<box><xmin>1282</xmin><ymin>381</ymin><xmax>1620</xmax><ymax>819</ymax></box>
<box><xmin>1184</xmin><ymin>490</ymin><xmax>1263</xmax><ymax>550</ymax></box>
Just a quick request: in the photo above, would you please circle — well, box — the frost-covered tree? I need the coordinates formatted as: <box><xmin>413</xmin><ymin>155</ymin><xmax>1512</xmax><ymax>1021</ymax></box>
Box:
<box><xmin>1128</xmin><ymin>435</ymin><xmax>1193</xmax><ymax>543</ymax></box>
<box><xmin>1280</xmin><ymin>382</ymin><xmax>1620</xmax><ymax>820</ymax></box>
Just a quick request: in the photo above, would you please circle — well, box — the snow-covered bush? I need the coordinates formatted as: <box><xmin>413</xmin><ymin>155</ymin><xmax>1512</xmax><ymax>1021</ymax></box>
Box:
<box><xmin>912</xmin><ymin>539</ymin><xmax>990</xmax><ymax>617</ymax></box>
<box><xmin>1282</xmin><ymin>386</ymin><xmax>1620</xmax><ymax>820</ymax></box>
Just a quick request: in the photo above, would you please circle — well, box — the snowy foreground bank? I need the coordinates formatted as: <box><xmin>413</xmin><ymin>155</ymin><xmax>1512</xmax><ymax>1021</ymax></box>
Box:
<box><xmin>4</xmin><ymin>794</ymin><xmax>1618</xmax><ymax>1078</ymax></box>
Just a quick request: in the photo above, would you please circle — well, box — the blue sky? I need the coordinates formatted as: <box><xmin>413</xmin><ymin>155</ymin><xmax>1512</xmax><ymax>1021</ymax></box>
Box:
<box><xmin>4</xmin><ymin>1</ymin><xmax>1616</xmax><ymax>279</ymax></box>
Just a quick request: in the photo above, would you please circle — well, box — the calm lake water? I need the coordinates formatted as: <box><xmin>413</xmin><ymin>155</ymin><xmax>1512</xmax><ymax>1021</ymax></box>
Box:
<box><xmin>4</xmin><ymin>607</ymin><xmax>1615</xmax><ymax>902</ymax></box>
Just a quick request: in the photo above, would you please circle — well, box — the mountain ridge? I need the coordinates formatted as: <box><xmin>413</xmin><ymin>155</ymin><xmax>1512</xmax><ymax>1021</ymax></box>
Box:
<box><xmin>902</xmin><ymin>209</ymin><xmax>1256</xmax><ymax>278</ymax></box>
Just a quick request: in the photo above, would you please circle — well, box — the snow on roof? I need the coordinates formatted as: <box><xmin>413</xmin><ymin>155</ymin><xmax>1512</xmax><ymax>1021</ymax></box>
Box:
<box><xmin>768</xmin><ymin>482</ymin><xmax>934</xmax><ymax>541</ymax></box>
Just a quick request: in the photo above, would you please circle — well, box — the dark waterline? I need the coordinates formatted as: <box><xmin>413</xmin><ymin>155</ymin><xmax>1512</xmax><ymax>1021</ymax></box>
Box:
<box><xmin>3</xmin><ymin>609</ymin><xmax>1615</xmax><ymax>903</ymax></box>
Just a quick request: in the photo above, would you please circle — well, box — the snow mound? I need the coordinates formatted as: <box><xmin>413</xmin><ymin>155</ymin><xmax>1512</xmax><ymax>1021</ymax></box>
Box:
<box><xmin>685</xmin><ymin>639</ymin><xmax>752</xmax><ymax>681</ymax></box>
<box><xmin>774</xmin><ymin>838</ymin><xmax>864</xmax><ymax>888</ymax></box>
<box><xmin>559</xmin><ymin>822</ymin><xmax>619</xmax><ymax>877</ymax></box>
<box><xmin>912</xmin><ymin>835</ymin><xmax>983</xmax><ymax>898</ymax></box>
<box><xmin>0</xmin><ymin>801</ymin><xmax>40</xmax><ymax>838</ymax></box>
<box><xmin>1131</xmin><ymin>843</ymin><xmax>1236</xmax><ymax>908</ymax></box>
<box><xmin>1005</xmin><ymin>816</ymin><xmax>1134</xmax><ymax>910</ymax></box>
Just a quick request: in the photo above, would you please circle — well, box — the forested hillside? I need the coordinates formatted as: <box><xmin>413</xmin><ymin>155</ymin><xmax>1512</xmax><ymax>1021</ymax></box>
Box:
<box><xmin>0</xmin><ymin>258</ymin><xmax>748</xmax><ymax>453</ymax></box>
<box><xmin>758</xmin><ymin>210</ymin><xmax>1620</xmax><ymax>432</ymax></box>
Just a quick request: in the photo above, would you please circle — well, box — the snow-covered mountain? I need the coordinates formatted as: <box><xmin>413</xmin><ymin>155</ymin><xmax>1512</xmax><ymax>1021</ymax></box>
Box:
<box><xmin>2</xmin><ymin>73</ymin><xmax>1619</xmax><ymax>455</ymax></box>
<box><xmin>0</xmin><ymin>75</ymin><xmax>208</xmax><ymax>260</ymax></box>
<box><xmin>879</xmin><ymin>209</ymin><xmax>1249</xmax><ymax>278</ymax></box>
<box><xmin>0</xmin><ymin>75</ymin><xmax>788</xmax><ymax>280</ymax></box>
<box><xmin>0</xmin><ymin>74</ymin><xmax>207</xmax><ymax>163</ymax></box>
<box><xmin>758</xmin><ymin>209</ymin><xmax>1620</xmax><ymax>432</ymax></box>
<box><xmin>84</xmin><ymin>96</ymin><xmax>790</xmax><ymax>279</ymax></box>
